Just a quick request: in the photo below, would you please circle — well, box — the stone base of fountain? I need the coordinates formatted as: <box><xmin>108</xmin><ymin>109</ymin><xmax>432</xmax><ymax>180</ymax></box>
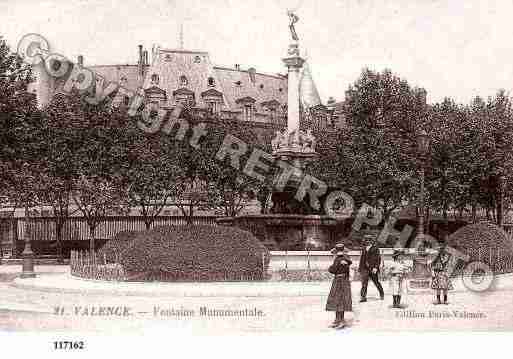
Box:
<box><xmin>217</xmin><ymin>214</ymin><xmax>346</xmax><ymax>251</ymax></box>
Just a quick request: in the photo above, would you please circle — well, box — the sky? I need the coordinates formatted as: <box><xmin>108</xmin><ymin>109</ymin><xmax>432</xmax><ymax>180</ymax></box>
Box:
<box><xmin>1</xmin><ymin>0</ymin><xmax>513</xmax><ymax>104</ymax></box>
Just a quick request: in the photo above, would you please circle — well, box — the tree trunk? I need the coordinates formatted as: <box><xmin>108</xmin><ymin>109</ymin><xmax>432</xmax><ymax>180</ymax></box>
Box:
<box><xmin>55</xmin><ymin>219</ymin><xmax>63</xmax><ymax>262</ymax></box>
<box><xmin>88</xmin><ymin>225</ymin><xmax>96</xmax><ymax>253</ymax></box>
<box><xmin>443</xmin><ymin>202</ymin><xmax>449</xmax><ymax>242</ymax></box>
<box><xmin>186</xmin><ymin>204</ymin><xmax>194</xmax><ymax>225</ymax></box>
<box><xmin>497</xmin><ymin>179</ymin><xmax>504</xmax><ymax>227</ymax></box>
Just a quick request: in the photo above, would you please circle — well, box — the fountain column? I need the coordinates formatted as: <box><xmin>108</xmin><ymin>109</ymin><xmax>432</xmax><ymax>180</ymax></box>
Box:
<box><xmin>271</xmin><ymin>35</ymin><xmax>318</xmax><ymax>180</ymax></box>
<box><xmin>284</xmin><ymin>43</ymin><xmax>304</xmax><ymax>145</ymax></box>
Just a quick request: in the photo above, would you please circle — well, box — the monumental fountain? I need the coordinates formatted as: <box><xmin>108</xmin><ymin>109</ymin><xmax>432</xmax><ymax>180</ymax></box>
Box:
<box><xmin>218</xmin><ymin>12</ymin><xmax>344</xmax><ymax>251</ymax></box>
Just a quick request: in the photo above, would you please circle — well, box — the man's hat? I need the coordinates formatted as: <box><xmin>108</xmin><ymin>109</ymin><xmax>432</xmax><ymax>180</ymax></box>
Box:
<box><xmin>330</xmin><ymin>243</ymin><xmax>347</xmax><ymax>256</ymax></box>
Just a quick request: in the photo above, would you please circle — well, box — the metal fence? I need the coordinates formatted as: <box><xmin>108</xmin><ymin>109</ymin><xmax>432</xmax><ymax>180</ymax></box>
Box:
<box><xmin>1</xmin><ymin>215</ymin><xmax>218</xmax><ymax>242</ymax></box>
<box><xmin>70</xmin><ymin>250</ymin><xmax>126</xmax><ymax>281</ymax></box>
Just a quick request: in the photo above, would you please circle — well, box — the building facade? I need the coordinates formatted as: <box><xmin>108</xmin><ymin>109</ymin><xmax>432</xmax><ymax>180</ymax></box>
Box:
<box><xmin>33</xmin><ymin>44</ymin><xmax>343</xmax><ymax>131</ymax></box>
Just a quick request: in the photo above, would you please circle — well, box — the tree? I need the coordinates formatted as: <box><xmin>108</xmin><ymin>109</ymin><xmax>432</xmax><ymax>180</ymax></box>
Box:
<box><xmin>70</xmin><ymin>101</ymin><xmax>129</xmax><ymax>251</ymax></box>
<box><xmin>35</xmin><ymin>93</ymin><xmax>85</xmax><ymax>259</ymax></box>
<box><xmin>0</xmin><ymin>35</ymin><xmax>36</xmax><ymax>213</ymax></box>
<box><xmin>208</xmin><ymin>118</ymin><xmax>263</xmax><ymax>217</ymax></box>
<box><xmin>0</xmin><ymin>36</ymin><xmax>38</xmax><ymax>256</ymax></box>
<box><xmin>120</xmin><ymin>121</ymin><xmax>182</xmax><ymax>230</ymax></box>
<box><xmin>337</xmin><ymin>68</ymin><xmax>426</xmax><ymax>222</ymax></box>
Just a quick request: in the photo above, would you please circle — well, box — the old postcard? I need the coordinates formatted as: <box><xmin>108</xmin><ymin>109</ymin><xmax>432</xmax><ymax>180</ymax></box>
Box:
<box><xmin>1</xmin><ymin>0</ymin><xmax>513</xmax><ymax>356</ymax></box>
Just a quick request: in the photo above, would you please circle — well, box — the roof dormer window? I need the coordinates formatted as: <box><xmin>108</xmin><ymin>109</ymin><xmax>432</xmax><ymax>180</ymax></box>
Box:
<box><xmin>180</xmin><ymin>75</ymin><xmax>188</xmax><ymax>87</ymax></box>
<box><xmin>151</xmin><ymin>74</ymin><xmax>159</xmax><ymax>84</ymax></box>
<box><xmin>208</xmin><ymin>77</ymin><xmax>215</xmax><ymax>87</ymax></box>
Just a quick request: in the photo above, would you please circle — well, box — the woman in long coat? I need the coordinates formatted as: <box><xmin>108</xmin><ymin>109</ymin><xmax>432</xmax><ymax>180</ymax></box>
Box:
<box><xmin>430</xmin><ymin>243</ymin><xmax>453</xmax><ymax>304</ymax></box>
<box><xmin>326</xmin><ymin>243</ymin><xmax>352</xmax><ymax>329</ymax></box>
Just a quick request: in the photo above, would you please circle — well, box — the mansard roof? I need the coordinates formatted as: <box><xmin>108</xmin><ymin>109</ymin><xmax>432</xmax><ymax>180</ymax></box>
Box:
<box><xmin>88</xmin><ymin>48</ymin><xmax>290</xmax><ymax>113</ymax></box>
<box><xmin>142</xmin><ymin>49</ymin><xmax>224</xmax><ymax>109</ymax></box>
<box><xmin>89</xmin><ymin>64</ymin><xmax>141</xmax><ymax>92</ymax></box>
<box><xmin>213</xmin><ymin>66</ymin><xmax>287</xmax><ymax>110</ymax></box>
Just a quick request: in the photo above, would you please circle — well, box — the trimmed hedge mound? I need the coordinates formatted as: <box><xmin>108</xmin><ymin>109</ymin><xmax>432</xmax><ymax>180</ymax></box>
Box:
<box><xmin>98</xmin><ymin>230</ymin><xmax>141</xmax><ymax>263</ymax></box>
<box><xmin>448</xmin><ymin>222</ymin><xmax>513</xmax><ymax>273</ymax></box>
<box><xmin>119</xmin><ymin>225</ymin><xmax>270</xmax><ymax>281</ymax></box>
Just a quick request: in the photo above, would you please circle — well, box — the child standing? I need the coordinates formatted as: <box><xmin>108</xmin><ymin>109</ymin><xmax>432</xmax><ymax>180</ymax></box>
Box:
<box><xmin>389</xmin><ymin>250</ymin><xmax>410</xmax><ymax>308</ymax></box>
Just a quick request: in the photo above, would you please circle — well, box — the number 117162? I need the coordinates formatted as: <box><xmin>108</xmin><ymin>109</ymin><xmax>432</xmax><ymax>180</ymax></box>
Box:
<box><xmin>53</xmin><ymin>341</ymin><xmax>85</xmax><ymax>350</ymax></box>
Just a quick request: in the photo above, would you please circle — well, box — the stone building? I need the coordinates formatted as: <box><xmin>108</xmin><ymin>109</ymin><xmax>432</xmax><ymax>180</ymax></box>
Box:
<box><xmin>33</xmin><ymin>45</ymin><xmax>343</xmax><ymax>131</ymax></box>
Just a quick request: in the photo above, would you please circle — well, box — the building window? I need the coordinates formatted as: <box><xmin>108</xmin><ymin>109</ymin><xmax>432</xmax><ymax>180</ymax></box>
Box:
<box><xmin>180</xmin><ymin>75</ymin><xmax>188</xmax><ymax>87</ymax></box>
<box><xmin>150</xmin><ymin>101</ymin><xmax>159</xmax><ymax>118</ymax></box>
<box><xmin>259</xmin><ymin>84</ymin><xmax>264</xmax><ymax>90</ymax></box>
<box><xmin>269</xmin><ymin>107</ymin><xmax>277</xmax><ymax>122</ymax></box>
<box><xmin>123</xmin><ymin>96</ymin><xmax>130</xmax><ymax>106</ymax></box>
<box><xmin>243</xmin><ymin>105</ymin><xmax>253</xmax><ymax>121</ymax></box>
<box><xmin>235</xmin><ymin>80</ymin><xmax>242</xmax><ymax>86</ymax></box>
<box><xmin>151</xmin><ymin>74</ymin><xmax>159</xmax><ymax>84</ymax></box>
<box><xmin>207</xmin><ymin>77</ymin><xmax>215</xmax><ymax>87</ymax></box>
<box><xmin>206</xmin><ymin>101</ymin><xmax>219</xmax><ymax>115</ymax></box>
<box><xmin>194</xmin><ymin>56</ymin><xmax>201</xmax><ymax>63</ymax></box>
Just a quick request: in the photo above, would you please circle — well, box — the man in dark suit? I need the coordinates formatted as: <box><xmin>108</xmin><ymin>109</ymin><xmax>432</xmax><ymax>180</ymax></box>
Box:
<box><xmin>359</xmin><ymin>235</ymin><xmax>384</xmax><ymax>302</ymax></box>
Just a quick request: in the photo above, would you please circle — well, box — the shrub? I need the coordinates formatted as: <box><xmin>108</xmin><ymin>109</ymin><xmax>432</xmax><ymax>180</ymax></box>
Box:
<box><xmin>448</xmin><ymin>222</ymin><xmax>513</xmax><ymax>274</ymax></box>
<box><xmin>119</xmin><ymin>225</ymin><xmax>270</xmax><ymax>281</ymax></box>
<box><xmin>97</xmin><ymin>230</ymin><xmax>141</xmax><ymax>263</ymax></box>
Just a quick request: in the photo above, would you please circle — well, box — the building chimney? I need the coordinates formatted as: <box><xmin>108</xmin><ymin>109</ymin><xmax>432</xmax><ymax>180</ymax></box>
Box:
<box><xmin>138</xmin><ymin>44</ymin><xmax>143</xmax><ymax>64</ymax></box>
<box><xmin>143</xmin><ymin>50</ymin><xmax>148</xmax><ymax>66</ymax></box>
<box><xmin>327</xmin><ymin>96</ymin><xmax>336</xmax><ymax>109</ymax></box>
<box><xmin>77</xmin><ymin>55</ymin><xmax>84</xmax><ymax>66</ymax></box>
<box><xmin>248</xmin><ymin>67</ymin><xmax>256</xmax><ymax>83</ymax></box>
<box><xmin>137</xmin><ymin>44</ymin><xmax>144</xmax><ymax>81</ymax></box>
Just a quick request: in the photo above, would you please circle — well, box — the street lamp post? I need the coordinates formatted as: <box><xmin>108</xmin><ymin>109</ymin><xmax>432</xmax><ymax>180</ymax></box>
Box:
<box><xmin>417</xmin><ymin>129</ymin><xmax>430</xmax><ymax>249</ymax></box>
<box><xmin>410</xmin><ymin>129</ymin><xmax>430</xmax><ymax>288</ymax></box>
<box><xmin>21</xmin><ymin>228</ymin><xmax>36</xmax><ymax>279</ymax></box>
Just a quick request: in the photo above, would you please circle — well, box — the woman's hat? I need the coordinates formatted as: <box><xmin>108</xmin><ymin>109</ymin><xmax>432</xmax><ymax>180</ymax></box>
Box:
<box><xmin>392</xmin><ymin>249</ymin><xmax>405</xmax><ymax>258</ymax></box>
<box><xmin>330</xmin><ymin>243</ymin><xmax>346</xmax><ymax>255</ymax></box>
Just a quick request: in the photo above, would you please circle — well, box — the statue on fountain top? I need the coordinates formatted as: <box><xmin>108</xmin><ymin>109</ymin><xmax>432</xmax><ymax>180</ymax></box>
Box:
<box><xmin>287</xmin><ymin>10</ymin><xmax>300</xmax><ymax>41</ymax></box>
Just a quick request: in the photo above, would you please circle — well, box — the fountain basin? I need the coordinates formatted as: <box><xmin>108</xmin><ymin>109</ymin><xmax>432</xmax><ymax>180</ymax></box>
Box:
<box><xmin>217</xmin><ymin>214</ymin><xmax>349</xmax><ymax>251</ymax></box>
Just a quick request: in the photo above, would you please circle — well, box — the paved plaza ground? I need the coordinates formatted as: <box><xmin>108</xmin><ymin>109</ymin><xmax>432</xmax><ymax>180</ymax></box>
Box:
<box><xmin>1</xmin><ymin>265</ymin><xmax>513</xmax><ymax>333</ymax></box>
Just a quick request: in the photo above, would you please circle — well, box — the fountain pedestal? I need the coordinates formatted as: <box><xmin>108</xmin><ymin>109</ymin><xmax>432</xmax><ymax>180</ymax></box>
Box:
<box><xmin>270</xmin><ymin>41</ymin><xmax>318</xmax><ymax>182</ymax></box>
<box><xmin>409</xmin><ymin>248</ymin><xmax>433</xmax><ymax>289</ymax></box>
